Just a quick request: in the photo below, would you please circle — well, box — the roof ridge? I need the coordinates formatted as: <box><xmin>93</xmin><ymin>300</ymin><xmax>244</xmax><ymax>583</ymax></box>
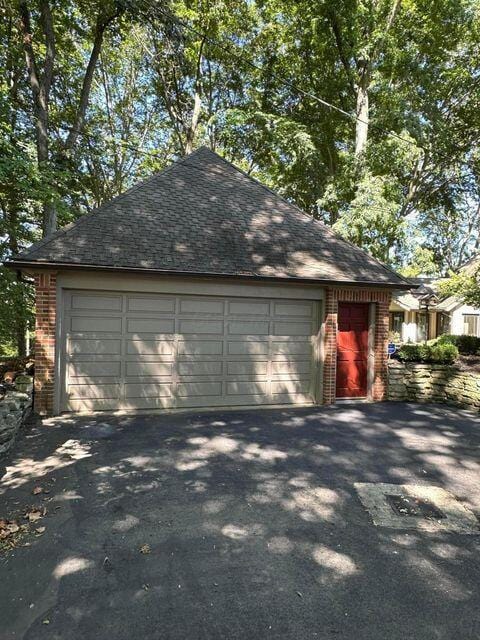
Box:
<box><xmin>193</xmin><ymin>148</ymin><xmax>410</xmax><ymax>287</ymax></box>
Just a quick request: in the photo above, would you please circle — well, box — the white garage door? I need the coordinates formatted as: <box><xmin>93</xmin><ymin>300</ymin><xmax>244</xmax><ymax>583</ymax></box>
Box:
<box><xmin>61</xmin><ymin>290</ymin><xmax>320</xmax><ymax>412</ymax></box>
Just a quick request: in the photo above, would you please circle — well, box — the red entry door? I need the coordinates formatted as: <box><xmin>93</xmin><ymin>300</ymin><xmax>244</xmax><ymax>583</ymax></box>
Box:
<box><xmin>336</xmin><ymin>302</ymin><xmax>369</xmax><ymax>398</ymax></box>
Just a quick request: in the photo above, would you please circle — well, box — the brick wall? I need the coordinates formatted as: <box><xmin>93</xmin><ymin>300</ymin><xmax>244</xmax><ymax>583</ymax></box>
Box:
<box><xmin>323</xmin><ymin>287</ymin><xmax>392</xmax><ymax>404</ymax></box>
<box><xmin>34</xmin><ymin>272</ymin><xmax>57</xmax><ymax>415</ymax></box>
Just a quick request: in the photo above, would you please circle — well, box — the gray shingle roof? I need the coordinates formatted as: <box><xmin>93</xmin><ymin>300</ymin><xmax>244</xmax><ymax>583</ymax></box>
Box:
<box><xmin>13</xmin><ymin>147</ymin><xmax>409</xmax><ymax>287</ymax></box>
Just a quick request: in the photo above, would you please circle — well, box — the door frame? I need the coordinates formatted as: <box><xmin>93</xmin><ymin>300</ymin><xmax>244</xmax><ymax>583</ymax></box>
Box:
<box><xmin>366</xmin><ymin>302</ymin><xmax>376</xmax><ymax>401</ymax></box>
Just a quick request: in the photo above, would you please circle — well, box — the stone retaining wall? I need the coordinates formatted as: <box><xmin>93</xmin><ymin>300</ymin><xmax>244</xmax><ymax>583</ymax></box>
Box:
<box><xmin>0</xmin><ymin>390</ymin><xmax>32</xmax><ymax>455</ymax></box>
<box><xmin>388</xmin><ymin>360</ymin><xmax>480</xmax><ymax>410</ymax></box>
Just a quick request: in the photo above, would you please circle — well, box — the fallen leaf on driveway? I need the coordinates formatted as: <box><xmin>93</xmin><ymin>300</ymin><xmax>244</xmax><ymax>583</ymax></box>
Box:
<box><xmin>0</xmin><ymin>520</ymin><xmax>20</xmax><ymax>538</ymax></box>
<box><xmin>139</xmin><ymin>544</ymin><xmax>151</xmax><ymax>554</ymax></box>
<box><xmin>25</xmin><ymin>507</ymin><xmax>46</xmax><ymax>522</ymax></box>
<box><xmin>35</xmin><ymin>527</ymin><xmax>46</xmax><ymax>535</ymax></box>
<box><xmin>32</xmin><ymin>486</ymin><xmax>44</xmax><ymax>495</ymax></box>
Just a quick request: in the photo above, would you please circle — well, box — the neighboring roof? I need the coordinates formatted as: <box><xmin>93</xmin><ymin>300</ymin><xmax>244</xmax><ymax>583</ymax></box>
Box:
<box><xmin>436</xmin><ymin>296</ymin><xmax>462</xmax><ymax>312</ymax></box>
<box><xmin>392</xmin><ymin>292</ymin><xmax>422</xmax><ymax>311</ymax></box>
<box><xmin>405</xmin><ymin>277</ymin><xmax>436</xmax><ymax>286</ymax></box>
<box><xmin>10</xmin><ymin>147</ymin><xmax>410</xmax><ymax>288</ymax></box>
<box><xmin>393</xmin><ymin>278</ymin><xmax>437</xmax><ymax>310</ymax></box>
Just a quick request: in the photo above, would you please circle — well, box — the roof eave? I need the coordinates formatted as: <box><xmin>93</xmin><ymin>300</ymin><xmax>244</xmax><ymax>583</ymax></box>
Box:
<box><xmin>5</xmin><ymin>260</ymin><xmax>413</xmax><ymax>290</ymax></box>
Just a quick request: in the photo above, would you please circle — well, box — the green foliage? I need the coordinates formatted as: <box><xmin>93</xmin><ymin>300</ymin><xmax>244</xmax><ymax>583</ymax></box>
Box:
<box><xmin>397</xmin><ymin>342</ymin><xmax>459</xmax><ymax>364</ymax></box>
<box><xmin>435</xmin><ymin>334</ymin><xmax>480</xmax><ymax>355</ymax></box>
<box><xmin>438</xmin><ymin>269</ymin><xmax>480</xmax><ymax>308</ymax></box>
<box><xmin>332</xmin><ymin>171</ymin><xmax>404</xmax><ymax>262</ymax></box>
<box><xmin>0</xmin><ymin>268</ymin><xmax>34</xmax><ymax>357</ymax></box>
<box><xmin>1</xmin><ymin>0</ymin><xmax>480</xmax><ymax>356</ymax></box>
<box><xmin>400</xmin><ymin>247</ymin><xmax>439</xmax><ymax>278</ymax></box>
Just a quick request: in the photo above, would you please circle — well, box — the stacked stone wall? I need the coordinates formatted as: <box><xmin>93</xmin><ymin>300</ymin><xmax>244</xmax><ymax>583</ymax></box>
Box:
<box><xmin>388</xmin><ymin>361</ymin><xmax>480</xmax><ymax>410</ymax></box>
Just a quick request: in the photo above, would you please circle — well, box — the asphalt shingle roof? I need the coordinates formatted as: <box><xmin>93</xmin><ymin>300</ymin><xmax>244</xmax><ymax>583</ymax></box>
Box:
<box><xmin>13</xmin><ymin>147</ymin><xmax>409</xmax><ymax>287</ymax></box>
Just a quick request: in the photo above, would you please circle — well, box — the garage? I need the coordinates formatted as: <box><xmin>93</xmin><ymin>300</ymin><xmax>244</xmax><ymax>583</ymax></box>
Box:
<box><xmin>9</xmin><ymin>147</ymin><xmax>410</xmax><ymax>415</ymax></box>
<box><xmin>61</xmin><ymin>289</ymin><xmax>321</xmax><ymax>412</ymax></box>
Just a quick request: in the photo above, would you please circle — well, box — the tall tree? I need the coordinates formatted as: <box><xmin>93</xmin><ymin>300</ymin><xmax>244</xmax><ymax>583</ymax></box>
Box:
<box><xmin>15</xmin><ymin>0</ymin><xmax>124</xmax><ymax>236</ymax></box>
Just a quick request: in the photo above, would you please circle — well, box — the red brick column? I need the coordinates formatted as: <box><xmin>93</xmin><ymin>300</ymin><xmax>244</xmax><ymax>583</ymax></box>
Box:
<box><xmin>322</xmin><ymin>287</ymin><xmax>392</xmax><ymax>405</ymax></box>
<box><xmin>372</xmin><ymin>296</ymin><xmax>391</xmax><ymax>401</ymax></box>
<box><xmin>323</xmin><ymin>289</ymin><xmax>338</xmax><ymax>404</ymax></box>
<box><xmin>34</xmin><ymin>272</ymin><xmax>57</xmax><ymax>415</ymax></box>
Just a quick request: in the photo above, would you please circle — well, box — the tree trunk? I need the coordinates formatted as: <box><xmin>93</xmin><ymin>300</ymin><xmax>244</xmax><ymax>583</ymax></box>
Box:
<box><xmin>355</xmin><ymin>65</ymin><xmax>369</xmax><ymax>158</ymax></box>
<box><xmin>185</xmin><ymin>89</ymin><xmax>202</xmax><ymax>155</ymax></box>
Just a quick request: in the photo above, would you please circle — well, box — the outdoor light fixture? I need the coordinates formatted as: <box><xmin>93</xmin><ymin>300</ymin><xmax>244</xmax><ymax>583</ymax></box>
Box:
<box><xmin>415</xmin><ymin>284</ymin><xmax>439</xmax><ymax>343</ymax></box>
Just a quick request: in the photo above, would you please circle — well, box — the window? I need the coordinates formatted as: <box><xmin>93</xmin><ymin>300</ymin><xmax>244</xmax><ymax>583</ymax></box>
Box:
<box><xmin>389</xmin><ymin>311</ymin><xmax>404</xmax><ymax>337</ymax></box>
<box><xmin>463</xmin><ymin>314</ymin><xmax>480</xmax><ymax>337</ymax></box>
<box><xmin>436</xmin><ymin>313</ymin><xmax>450</xmax><ymax>336</ymax></box>
<box><xmin>416</xmin><ymin>312</ymin><xmax>428</xmax><ymax>342</ymax></box>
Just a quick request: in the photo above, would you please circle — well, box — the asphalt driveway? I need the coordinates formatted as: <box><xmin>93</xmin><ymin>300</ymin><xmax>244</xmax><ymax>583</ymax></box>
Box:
<box><xmin>1</xmin><ymin>402</ymin><xmax>480</xmax><ymax>640</ymax></box>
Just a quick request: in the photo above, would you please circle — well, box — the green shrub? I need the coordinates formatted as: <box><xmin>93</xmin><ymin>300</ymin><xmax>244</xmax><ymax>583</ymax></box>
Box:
<box><xmin>436</xmin><ymin>334</ymin><xmax>480</xmax><ymax>355</ymax></box>
<box><xmin>397</xmin><ymin>344</ymin><xmax>424</xmax><ymax>362</ymax></box>
<box><xmin>397</xmin><ymin>342</ymin><xmax>458</xmax><ymax>364</ymax></box>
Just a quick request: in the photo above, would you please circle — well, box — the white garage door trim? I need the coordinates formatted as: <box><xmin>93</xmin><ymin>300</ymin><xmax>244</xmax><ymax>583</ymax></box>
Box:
<box><xmin>59</xmin><ymin>288</ymin><xmax>322</xmax><ymax>413</ymax></box>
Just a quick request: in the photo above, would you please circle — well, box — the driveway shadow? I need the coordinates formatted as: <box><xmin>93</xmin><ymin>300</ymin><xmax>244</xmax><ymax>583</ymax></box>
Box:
<box><xmin>1</xmin><ymin>402</ymin><xmax>479</xmax><ymax>640</ymax></box>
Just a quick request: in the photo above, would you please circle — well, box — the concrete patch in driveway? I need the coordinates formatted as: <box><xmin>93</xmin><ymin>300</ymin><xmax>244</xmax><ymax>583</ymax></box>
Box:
<box><xmin>355</xmin><ymin>483</ymin><xmax>480</xmax><ymax>534</ymax></box>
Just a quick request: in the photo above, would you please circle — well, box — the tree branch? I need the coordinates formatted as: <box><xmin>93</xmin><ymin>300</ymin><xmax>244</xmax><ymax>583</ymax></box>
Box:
<box><xmin>327</xmin><ymin>14</ymin><xmax>355</xmax><ymax>95</ymax></box>
<box><xmin>39</xmin><ymin>0</ymin><xmax>55</xmax><ymax>100</ymax></box>
<box><xmin>64</xmin><ymin>10</ymin><xmax>119</xmax><ymax>151</ymax></box>
<box><xmin>18</xmin><ymin>2</ymin><xmax>42</xmax><ymax>114</ymax></box>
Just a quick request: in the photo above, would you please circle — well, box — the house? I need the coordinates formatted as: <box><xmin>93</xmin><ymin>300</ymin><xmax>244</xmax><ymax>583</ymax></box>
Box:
<box><xmin>389</xmin><ymin>263</ymin><xmax>480</xmax><ymax>343</ymax></box>
<box><xmin>8</xmin><ymin>147</ymin><xmax>410</xmax><ymax>415</ymax></box>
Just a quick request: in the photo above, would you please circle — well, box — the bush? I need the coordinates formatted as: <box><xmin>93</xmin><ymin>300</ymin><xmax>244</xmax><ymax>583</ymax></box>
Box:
<box><xmin>397</xmin><ymin>342</ymin><xmax>458</xmax><ymax>364</ymax></box>
<box><xmin>436</xmin><ymin>334</ymin><xmax>480</xmax><ymax>355</ymax></box>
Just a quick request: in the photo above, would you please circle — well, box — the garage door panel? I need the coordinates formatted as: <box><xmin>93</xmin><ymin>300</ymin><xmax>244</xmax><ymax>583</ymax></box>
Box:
<box><xmin>228</xmin><ymin>321</ymin><xmax>269</xmax><ymax>335</ymax></box>
<box><xmin>271</xmin><ymin>341</ymin><xmax>311</xmax><ymax>356</ymax></box>
<box><xmin>179</xmin><ymin>298</ymin><xmax>224</xmax><ymax>315</ymax></box>
<box><xmin>177</xmin><ymin>382</ymin><xmax>222</xmax><ymax>397</ymax></box>
<box><xmin>62</xmin><ymin>290</ymin><xmax>319</xmax><ymax>412</ymax></box>
<box><xmin>68</xmin><ymin>398</ymin><xmax>123</xmax><ymax>412</ymax></box>
<box><xmin>69</xmin><ymin>338</ymin><xmax>121</xmax><ymax>356</ymax></box>
<box><xmin>271</xmin><ymin>360</ymin><xmax>311</xmax><ymax>375</ymax></box>
<box><xmin>69</xmin><ymin>361</ymin><xmax>121</xmax><ymax>378</ymax></box>
<box><xmin>125</xmin><ymin>383</ymin><xmax>173</xmax><ymax>399</ymax></box>
<box><xmin>228</xmin><ymin>300</ymin><xmax>270</xmax><ymax>316</ymax></box>
<box><xmin>179</xmin><ymin>319</ymin><xmax>224</xmax><ymax>334</ymax></box>
<box><xmin>269</xmin><ymin>392</ymin><xmax>311</xmax><ymax>404</ymax></box>
<box><xmin>226</xmin><ymin>381</ymin><xmax>268</xmax><ymax>396</ymax></box>
<box><xmin>227</xmin><ymin>361</ymin><xmax>268</xmax><ymax>376</ymax></box>
<box><xmin>127</xmin><ymin>318</ymin><xmax>175</xmax><ymax>334</ymax></box>
<box><xmin>178</xmin><ymin>361</ymin><xmax>223</xmax><ymax>376</ymax></box>
<box><xmin>71</xmin><ymin>316</ymin><xmax>122</xmax><ymax>333</ymax></box>
<box><xmin>227</xmin><ymin>341</ymin><xmax>269</xmax><ymax>356</ymax></box>
<box><xmin>274</xmin><ymin>302</ymin><xmax>313</xmax><ymax>317</ymax></box>
<box><xmin>271</xmin><ymin>379</ymin><xmax>310</xmax><ymax>395</ymax></box>
<box><xmin>126</xmin><ymin>339</ymin><xmax>175</xmax><ymax>356</ymax></box>
<box><xmin>177</xmin><ymin>340</ymin><xmax>223</xmax><ymax>356</ymax></box>
<box><xmin>273</xmin><ymin>321</ymin><xmax>313</xmax><ymax>336</ymax></box>
<box><xmin>125</xmin><ymin>361</ymin><xmax>173</xmax><ymax>377</ymax></box>
<box><xmin>125</xmin><ymin>396</ymin><xmax>175</xmax><ymax>410</ymax></box>
<box><xmin>71</xmin><ymin>294</ymin><xmax>122</xmax><ymax>311</ymax></box>
<box><xmin>68</xmin><ymin>383</ymin><xmax>121</xmax><ymax>399</ymax></box>
<box><xmin>127</xmin><ymin>296</ymin><xmax>175</xmax><ymax>313</ymax></box>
